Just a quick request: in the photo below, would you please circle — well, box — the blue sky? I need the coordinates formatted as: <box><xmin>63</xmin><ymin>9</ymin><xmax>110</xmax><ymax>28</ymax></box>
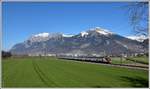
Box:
<box><xmin>3</xmin><ymin>2</ymin><xmax>140</xmax><ymax>51</ymax></box>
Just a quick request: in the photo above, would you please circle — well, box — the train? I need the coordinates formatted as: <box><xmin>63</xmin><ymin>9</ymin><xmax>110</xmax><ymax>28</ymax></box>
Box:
<box><xmin>57</xmin><ymin>56</ymin><xmax>112</xmax><ymax>64</ymax></box>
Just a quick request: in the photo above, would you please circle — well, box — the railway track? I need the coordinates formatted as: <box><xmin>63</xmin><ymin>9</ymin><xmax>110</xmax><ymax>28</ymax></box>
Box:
<box><xmin>58</xmin><ymin>57</ymin><xmax>148</xmax><ymax>70</ymax></box>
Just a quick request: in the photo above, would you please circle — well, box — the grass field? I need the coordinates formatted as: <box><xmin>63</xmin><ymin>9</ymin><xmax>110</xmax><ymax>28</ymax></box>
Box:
<box><xmin>2</xmin><ymin>57</ymin><xmax>148</xmax><ymax>87</ymax></box>
<box><xmin>127</xmin><ymin>56</ymin><xmax>149</xmax><ymax>64</ymax></box>
<box><xmin>111</xmin><ymin>56</ymin><xmax>149</xmax><ymax>65</ymax></box>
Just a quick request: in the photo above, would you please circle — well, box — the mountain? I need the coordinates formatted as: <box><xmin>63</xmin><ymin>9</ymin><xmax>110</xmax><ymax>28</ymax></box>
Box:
<box><xmin>28</xmin><ymin>32</ymin><xmax>62</xmax><ymax>42</ymax></box>
<box><xmin>10</xmin><ymin>27</ymin><xmax>148</xmax><ymax>56</ymax></box>
<box><xmin>142</xmin><ymin>39</ymin><xmax>149</xmax><ymax>50</ymax></box>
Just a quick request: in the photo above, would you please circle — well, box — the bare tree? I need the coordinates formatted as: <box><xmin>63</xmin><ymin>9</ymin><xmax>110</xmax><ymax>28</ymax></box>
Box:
<box><xmin>126</xmin><ymin>2</ymin><xmax>148</xmax><ymax>36</ymax></box>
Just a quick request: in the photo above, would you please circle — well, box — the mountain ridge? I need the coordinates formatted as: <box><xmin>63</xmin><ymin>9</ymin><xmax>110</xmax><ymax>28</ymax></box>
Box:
<box><xmin>10</xmin><ymin>27</ymin><xmax>148</xmax><ymax>56</ymax></box>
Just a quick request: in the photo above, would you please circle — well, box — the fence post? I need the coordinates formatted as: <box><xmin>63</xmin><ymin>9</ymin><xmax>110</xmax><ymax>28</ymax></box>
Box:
<box><xmin>120</xmin><ymin>56</ymin><xmax>123</xmax><ymax>65</ymax></box>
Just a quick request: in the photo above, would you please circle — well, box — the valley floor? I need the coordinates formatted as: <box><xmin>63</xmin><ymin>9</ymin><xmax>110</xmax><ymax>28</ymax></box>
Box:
<box><xmin>2</xmin><ymin>57</ymin><xmax>149</xmax><ymax>87</ymax></box>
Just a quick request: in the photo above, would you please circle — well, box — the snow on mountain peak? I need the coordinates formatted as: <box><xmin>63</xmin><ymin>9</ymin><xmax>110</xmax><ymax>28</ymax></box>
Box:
<box><xmin>127</xmin><ymin>35</ymin><xmax>147</xmax><ymax>42</ymax></box>
<box><xmin>28</xmin><ymin>33</ymin><xmax>50</xmax><ymax>42</ymax></box>
<box><xmin>34</xmin><ymin>32</ymin><xmax>50</xmax><ymax>37</ymax></box>
<box><xmin>80</xmin><ymin>31</ymin><xmax>89</xmax><ymax>37</ymax></box>
<box><xmin>86</xmin><ymin>27</ymin><xmax>113</xmax><ymax>35</ymax></box>
<box><xmin>28</xmin><ymin>32</ymin><xmax>61</xmax><ymax>42</ymax></box>
<box><xmin>62</xmin><ymin>34</ymin><xmax>74</xmax><ymax>37</ymax></box>
<box><xmin>79</xmin><ymin>27</ymin><xmax>114</xmax><ymax>37</ymax></box>
<box><xmin>94</xmin><ymin>27</ymin><xmax>113</xmax><ymax>35</ymax></box>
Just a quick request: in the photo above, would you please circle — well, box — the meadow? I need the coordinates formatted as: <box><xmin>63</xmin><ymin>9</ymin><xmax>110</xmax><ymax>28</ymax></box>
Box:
<box><xmin>111</xmin><ymin>56</ymin><xmax>149</xmax><ymax>65</ymax></box>
<box><xmin>2</xmin><ymin>56</ymin><xmax>148</xmax><ymax>87</ymax></box>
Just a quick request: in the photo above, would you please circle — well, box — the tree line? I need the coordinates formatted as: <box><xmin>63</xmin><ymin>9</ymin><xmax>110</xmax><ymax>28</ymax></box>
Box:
<box><xmin>2</xmin><ymin>51</ymin><xmax>12</xmax><ymax>58</ymax></box>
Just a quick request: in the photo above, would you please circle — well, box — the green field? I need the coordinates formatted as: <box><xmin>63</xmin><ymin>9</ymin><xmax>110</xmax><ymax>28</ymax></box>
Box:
<box><xmin>2</xmin><ymin>57</ymin><xmax>148</xmax><ymax>87</ymax></box>
<box><xmin>111</xmin><ymin>56</ymin><xmax>149</xmax><ymax>65</ymax></box>
<box><xmin>127</xmin><ymin>56</ymin><xmax>149</xmax><ymax>64</ymax></box>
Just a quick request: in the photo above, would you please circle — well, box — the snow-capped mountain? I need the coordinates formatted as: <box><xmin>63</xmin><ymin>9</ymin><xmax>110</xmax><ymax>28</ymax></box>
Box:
<box><xmin>80</xmin><ymin>31</ymin><xmax>89</xmax><ymax>37</ymax></box>
<box><xmin>10</xmin><ymin>27</ymin><xmax>148</xmax><ymax>56</ymax></box>
<box><xmin>27</xmin><ymin>33</ymin><xmax>75</xmax><ymax>43</ymax></box>
<box><xmin>90</xmin><ymin>27</ymin><xmax>113</xmax><ymax>35</ymax></box>
<box><xmin>62</xmin><ymin>34</ymin><xmax>74</xmax><ymax>37</ymax></box>
<box><xmin>79</xmin><ymin>27</ymin><xmax>113</xmax><ymax>37</ymax></box>
<box><xmin>27</xmin><ymin>32</ymin><xmax>63</xmax><ymax>42</ymax></box>
<box><xmin>28</xmin><ymin>33</ymin><xmax>50</xmax><ymax>42</ymax></box>
<box><xmin>127</xmin><ymin>35</ymin><xmax>147</xmax><ymax>42</ymax></box>
<box><xmin>34</xmin><ymin>32</ymin><xmax>50</xmax><ymax>37</ymax></box>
